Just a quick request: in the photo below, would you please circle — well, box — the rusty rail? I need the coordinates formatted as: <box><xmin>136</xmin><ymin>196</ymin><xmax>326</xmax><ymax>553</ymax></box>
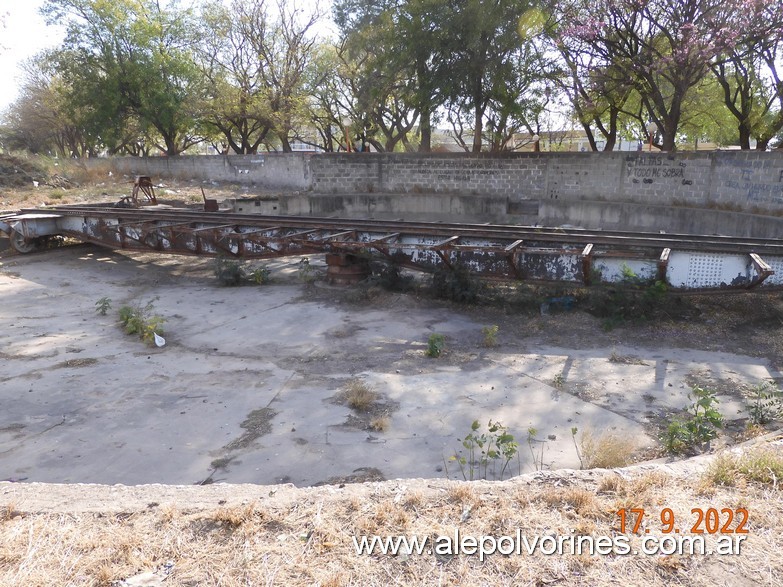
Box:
<box><xmin>1</xmin><ymin>204</ymin><xmax>782</xmax><ymax>292</ymax></box>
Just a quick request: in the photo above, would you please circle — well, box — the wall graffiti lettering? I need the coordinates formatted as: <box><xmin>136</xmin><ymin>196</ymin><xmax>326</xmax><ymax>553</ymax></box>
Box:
<box><xmin>724</xmin><ymin>178</ymin><xmax>783</xmax><ymax>204</ymax></box>
<box><xmin>625</xmin><ymin>155</ymin><xmax>688</xmax><ymax>181</ymax></box>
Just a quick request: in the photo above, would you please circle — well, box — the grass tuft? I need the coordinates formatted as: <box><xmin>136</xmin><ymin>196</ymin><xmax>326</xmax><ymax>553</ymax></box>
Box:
<box><xmin>580</xmin><ymin>429</ymin><xmax>636</xmax><ymax>469</ymax></box>
<box><xmin>343</xmin><ymin>379</ymin><xmax>378</xmax><ymax>412</ymax></box>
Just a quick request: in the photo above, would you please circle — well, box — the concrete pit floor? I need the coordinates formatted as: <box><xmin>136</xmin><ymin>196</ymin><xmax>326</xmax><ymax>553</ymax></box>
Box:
<box><xmin>0</xmin><ymin>245</ymin><xmax>779</xmax><ymax>486</ymax></box>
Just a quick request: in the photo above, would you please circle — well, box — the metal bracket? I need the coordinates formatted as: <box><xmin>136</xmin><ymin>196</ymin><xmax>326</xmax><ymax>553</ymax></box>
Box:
<box><xmin>748</xmin><ymin>253</ymin><xmax>774</xmax><ymax>289</ymax></box>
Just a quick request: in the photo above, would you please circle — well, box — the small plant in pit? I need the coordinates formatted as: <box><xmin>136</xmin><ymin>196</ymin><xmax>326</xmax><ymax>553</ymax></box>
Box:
<box><xmin>369</xmin><ymin>261</ymin><xmax>414</xmax><ymax>292</ymax></box>
<box><xmin>369</xmin><ymin>416</ymin><xmax>390</xmax><ymax>432</ymax></box>
<box><xmin>95</xmin><ymin>297</ymin><xmax>112</xmax><ymax>316</ymax></box>
<box><xmin>426</xmin><ymin>333</ymin><xmax>446</xmax><ymax>358</ymax></box>
<box><xmin>213</xmin><ymin>257</ymin><xmax>271</xmax><ymax>286</ymax></box>
<box><xmin>431</xmin><ymin>264</ymin><xmax>480</xmax><ymax>303</ymax></box>
<box><xmin>662</xmin><ymin>385</ymin><xmax>723</xmax><ymax>454</ymax></box>
<box><xmin>118</xmin><ymin>299</ymin><xmax>166</xmax><ymax>346</ymax></box>
<box><xmin>552</xmin><ymin>372</ymin><xmax>565</xmax><ymax>389</ymax></box>
<box><xmin>584</xmin><ymin>263</ymin><xmax>669</xmax><ymax>330</ymax></box>
<box><xmin>248</xmin><ymin>265</ymin><xmax>271</xmax><ymax>285</ymax></box>
<box><xmin>526</xmin><ymin>427</ymin><xmax>546</xmax><ymax>472</ymax></box>
<box><xmin>213</xmin><ymin>256</ymin><xmax>244</xmax><ymax>286</ymax></box>
<box><xmin>747</xmin><ymin>380</ymin><xmax>782</xmax><ymax>426</ymax></box>
<box><xmin>298</xmin><ymin>257</ymin><xmax>316</xmax><ymax>284</ymax></box>
<box><xmin>481</xmin><ymin>324</ymin><xmax>499</xmax><ymax>348</ymax></box>
<box><xmin>447</xmin><ymin>420</ymin><xmax>519</xmax><ymax>481</ymax></box>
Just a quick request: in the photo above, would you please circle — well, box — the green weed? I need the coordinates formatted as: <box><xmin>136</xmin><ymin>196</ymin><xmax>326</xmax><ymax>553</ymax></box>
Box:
<box><xmin>426</xmin><ymin>333</ymin><xmax>446</xmax><ymax>358</ymax></box>
<box><xmin>118</xmin><ymin>299</ymin><xmax>166</xmax><ymax>346</ymax></box>
<box><xmin>95</xmin><ymin>297</ymin><xmax>112</xmax><ymax>316</ymax></box>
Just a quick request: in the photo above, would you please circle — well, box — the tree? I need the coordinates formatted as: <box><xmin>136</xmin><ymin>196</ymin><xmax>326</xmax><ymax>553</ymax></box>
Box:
<box><xmin>302</xmin><ymin>43</ymin><xmax>351</xmax><ymax>151</ymax></box>
<box><xmin>42</xmin><ymin>0</ymin><xmax>206</xmax><ymax>156</ymax></box>
<box><xmin>198</xmin><ymin>0</ymin><xmax>274</xmax><ymax>154</ymax></box>
<box><xmin>545</xmin><ymin>0</ymin><xmax>635</xmax><ymax>151</ymax></box>
<box><xmin>241</xmin><ymin>0</ymin><xmax>322</xmax><ymax>152</ymax></box>
<box><xmin>334</xmin><ymin>0</ymin><xmax>449</xmax><ymax>152</ymax></box>
<box><xmin>335</xmin><ymin>24</ymin><xmax>422</xmax><ymax>152</ymax></box>
<box><xmin>560</xmin><ymin>0</ymin><xmax>774</xmax><ymax>151</ymax></box>
<box><xmin>712</xmin><ymin>2</ymin><xmax>783</xmax><ymax>151</ymax></box>
<box><xmin>440</xmin><ymin>0</ymin><xmax>523</xmax><ymax>152</ymax></box>
<box><xmin>2</xmin><ymin>53</ymin><xmax>97</xmax><ymax>156</ymax></box>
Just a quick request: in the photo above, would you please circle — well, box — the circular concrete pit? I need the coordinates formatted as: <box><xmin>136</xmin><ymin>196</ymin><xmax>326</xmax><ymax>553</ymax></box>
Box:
<box><xmin>0</xmin><ymin>245</ymin><xmax>779</xmax><ymax>486</ymax></box>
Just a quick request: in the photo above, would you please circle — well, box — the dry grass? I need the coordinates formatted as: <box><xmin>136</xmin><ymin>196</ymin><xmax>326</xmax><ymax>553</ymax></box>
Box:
<box><xmin>597</xmin><ymin>474</ymin><xmax>626</xmax><ymax>494</ymax></box>
<box><xmin>702</xmin><ymin>447</ymin><xmax>783</xmax><ymax>490</ymax></box>
<box><xmin>540</xmin><ymin>487</ymin><xmax>602</xmax><ymax>518</ymax></box>
<box><xmin>580</xmin><ymin>428</ymin><xmax>637</xmax><ymax>469</ymax></box>
<box><xmin>343</xmin><ymin>379</ymin><xmax>378</xmax><ymax>412</ymax></box>
<box><xmin>369</xmin><ymin>416</ymin><xmax>389</xmax><ymax>432</ymax></box>
<box><xmin>2</xmin><ymin>449</ymin><xmax>783</xmax><ymax>586</ymax></box>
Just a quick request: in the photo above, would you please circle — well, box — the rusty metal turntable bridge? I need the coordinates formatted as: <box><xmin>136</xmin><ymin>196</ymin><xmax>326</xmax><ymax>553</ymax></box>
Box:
<box><xmin>2</xmin><ymin>204</ymin><xmax>782</xmax><ymax>292</ymax></box>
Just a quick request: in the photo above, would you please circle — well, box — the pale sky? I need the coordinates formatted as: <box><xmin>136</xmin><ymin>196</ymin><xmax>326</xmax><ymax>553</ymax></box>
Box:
<box><xmin>0</xmin><ymin>0</ymin><xmax>333</xmax><ymax>114</ymax></box>
<box><xmin>0</xmin><ymin>0</ymin><xmax>64</xmax><ymax>112</ymax></box>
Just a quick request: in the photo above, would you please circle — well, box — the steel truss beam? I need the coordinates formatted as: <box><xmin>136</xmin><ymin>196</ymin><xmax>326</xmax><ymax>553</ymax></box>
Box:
<box><xmin>2</xmin><ymin>205</ymin><xmax>782</xmax><ymax>292</ymax></box>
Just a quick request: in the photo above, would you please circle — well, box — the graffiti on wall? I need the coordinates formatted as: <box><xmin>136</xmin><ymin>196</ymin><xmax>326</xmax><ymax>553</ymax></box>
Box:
<box><xmin>625</xmin><ymin>155</ymin><xmax>689</xmax><ymax>184</ymax></box>
<box><xmin>723</xmin><ymin>167</ymin><xmax>783</xmax><ymax>204</ymax></box>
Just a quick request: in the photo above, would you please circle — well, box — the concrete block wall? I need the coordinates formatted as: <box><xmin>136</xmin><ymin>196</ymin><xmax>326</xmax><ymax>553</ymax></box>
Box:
<box><xmin>309</xmin><ymin>151</ymin><xmax>783</xmax><ymax>212</ymax></box>
<box><xmin>107</xmin><ymin>153</ymin><xmax>311</xmax><ymax>190</ymax></box>
<box><xmin>308</xmin><ymin>153</ymin><xmax>549</xmax><ymax>198</ymax></box>
<box><xmin>94</xmin><ymin>150</ymin><xmax>783</xmax><ymax>212</ymax></box>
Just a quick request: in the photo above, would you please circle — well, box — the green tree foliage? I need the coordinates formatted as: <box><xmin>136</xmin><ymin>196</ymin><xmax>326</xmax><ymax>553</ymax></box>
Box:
<box><xmin>558</xmin><ymin>0</ymin><xmax>781</xmax><ymax>152</ymax></box>
<box><xmin>42</xmin><ymin>0</ymin><xmax>206</xmax><ymax>156</ymax></box>
<box><xmin>198</xmin><ymin>0</ymin><xmax>323</xmax><ymax>153</ymax></box>
<box><xmin>334</xmin><ymin>0</ymin><xmax>450</xmax><ymax>152</ymax></box>
<box><xmin>2</xmin><ymin>0</ymin><xmax>781</xmax><ymax>155</ymax></box>
<box><xmin>440</xmin><ymin>0</ymin><xmax>551</xmax><ymax>152</ymax></box>
<box><xmin>712</xmin><ymin>25</ymin><xmax>783</xmax><ymax>150</ymax></box>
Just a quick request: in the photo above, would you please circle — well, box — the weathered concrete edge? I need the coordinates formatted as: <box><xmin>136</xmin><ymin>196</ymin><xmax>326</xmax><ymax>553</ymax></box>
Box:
<box><xmin>4</xmin><ymin>433</ymin><xmax>779</xmax><ymax>514</ymax></box>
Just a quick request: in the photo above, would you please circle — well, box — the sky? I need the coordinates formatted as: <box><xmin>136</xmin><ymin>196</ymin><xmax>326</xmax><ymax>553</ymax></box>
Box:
<box><xmin>0</xmin><ymin>0</ymin><xmax>334</xmax><ymax>114</ymax></box>
<box><xmin>0</xmin><ymin>0</ymin><xmax>65</xmax><ymax>112</ymax></box>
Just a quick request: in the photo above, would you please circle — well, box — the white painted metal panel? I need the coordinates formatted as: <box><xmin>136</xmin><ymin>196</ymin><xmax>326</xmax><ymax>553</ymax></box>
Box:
<box><xmin>667</xmin><ymin>251</ymin><xmax>751</xmax><ymax>289</ymax></box>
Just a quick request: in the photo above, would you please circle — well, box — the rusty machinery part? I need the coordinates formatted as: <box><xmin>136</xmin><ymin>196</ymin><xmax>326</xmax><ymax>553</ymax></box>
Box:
<box><xmin>8</xmin><ymin>229</ymin><xmax>42</xmax><ymax>254</ymax></box>
<box><xmin>2</xmin><ymin>204</ymin><xmax>783</xmax><ymax>293</ymax></box>
<box><xmin>115</xmin><ymin>176</ymin><xmax>158</xmax><ymax>208</ymax></box>
<box><xmin>201</xmin><ymin>187</ymin><xmax>219</xmax><ymax>212</ymax></box>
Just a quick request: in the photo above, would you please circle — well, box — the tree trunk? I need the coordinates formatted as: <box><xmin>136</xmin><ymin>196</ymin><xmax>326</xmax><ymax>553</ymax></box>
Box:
<box><xmin>738</xmin><ymin>125</ymin><xmax>752</xmax><ymax>150</ymax></box>
<box><xmin>603</xmin><ymin>109</ymin><xmax>619</xmax><ymax>151</ymax></box>
<box><xmin>164</xmin><ymin>135</ymin><xmax>179</xmax><ymax>156</ymax></box>
<box><xmin>472</xmin><ymin>104</ymin><xmax>483</xmax><ymax>153</ymax></box>
<box><xmin>419</xmin><ymin>102</ymin><xmax>431</xmax><ymax>152</ymax></box>
<box><xmin>661</xmin><ymin>131</ymin><xmax>676</xmax><ymax>152</ymax></box>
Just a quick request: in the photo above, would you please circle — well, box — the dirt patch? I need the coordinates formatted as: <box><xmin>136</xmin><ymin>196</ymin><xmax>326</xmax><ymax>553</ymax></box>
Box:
<box><xmin>224</xmin><ymin>408</ymin><xmax>279</xmax><ymax>451</ymax></box>
<box><xmin>329</xmin><ymin>380</ymin><xmax>400</xmax><ymax>432</ymax></box>
<box><xmin>685</xmin><ymin>369</ymin><xmax>748</xmax><ymax>399</ymax></box>
<box><xmin>53</xmin><ymin>358</ymin><xmax>99</xmax><ymax>369</ymax></box>
<box><xmin>0</xmin><ymin>155</ymin><xmax>47</xmax><ymax>189</ymax></box>
<box><xmin>609</xmin><ymin>352</ymin><xmax>649</xmax><ymax>365</ymax></box>
<box><xmin>313</xmin><ymin>466</ymin><xmax>386</xmax><ymax>486</ymax></box>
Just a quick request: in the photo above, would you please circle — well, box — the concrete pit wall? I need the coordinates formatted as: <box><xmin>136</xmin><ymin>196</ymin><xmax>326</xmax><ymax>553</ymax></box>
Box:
<box><xmin>103</xmin><ymin>153</ymin><xmax>311</xmax><ymax>191</ymax></box>
<box><xmin>92</xmin><ymin>151</ymin><xmax>783</xmax><ymax>236</ymax></box>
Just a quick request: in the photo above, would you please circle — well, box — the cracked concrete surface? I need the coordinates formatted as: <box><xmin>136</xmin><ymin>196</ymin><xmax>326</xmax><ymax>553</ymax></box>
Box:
<box><xmin>0</xmin><ymin>245</ymin><xmax>778</xmax><ymax>486</ymax></box>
